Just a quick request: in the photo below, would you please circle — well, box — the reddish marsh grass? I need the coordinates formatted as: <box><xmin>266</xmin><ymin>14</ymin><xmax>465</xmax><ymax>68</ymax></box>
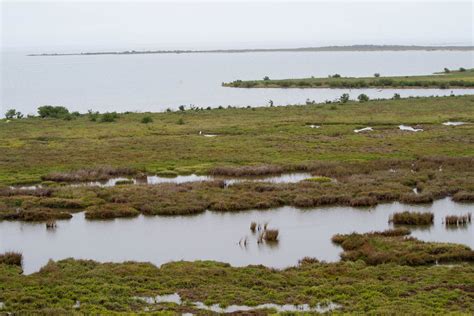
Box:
<box><xmin>445</xmin><ymin>213</ymin><xmax>471</xmax><ymax>226</ymax></box>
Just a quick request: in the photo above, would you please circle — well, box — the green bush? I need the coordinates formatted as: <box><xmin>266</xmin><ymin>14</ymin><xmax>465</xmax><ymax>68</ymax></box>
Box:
<box><xmin>38</xmin><ymin>106</ymin><xmax>69</xmax><ymax>118</ymax></box>
<box><xmin>141</xmin><ymin>116</ymin><xmax>153</xmax><ymax>124</ymax></box>
<box><xmin>339</xmin><ymin>93</ymin><xmax>350</xmax><ymax>103</ymax></box>
<box><xmin>357</xmin><ymin>94</ymin><xmax>369</xmax><ymax>102</ymax></box>
<box><xmin>88</xmin><ymin>110</ymin><xmax>100</xmax><ymax>121</ymax></box>
<box><xmin>100</xmin><ymin>112</ymin><xmax>119</xmax><ymax>123</ymax></box>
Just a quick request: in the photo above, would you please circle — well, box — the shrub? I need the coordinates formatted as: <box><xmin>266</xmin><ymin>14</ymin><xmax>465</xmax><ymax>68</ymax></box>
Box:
<box><xmin>141</xmin><ymin>116</ymin><xmax>153</xmax><ymax>124</ymax></box>
<box><xmin>444</xmin><ymin>68</ymin><xmax>450</xmax><ymax>73</ymax></box>
<box><xmin>179</xmin><ymin>105</ymin><xmax>186</xmax><ymax>111</ymax></box>
<box><xmin>100</xmin><ymin>112</ymin><xmax>119</xmax><ymax>122</ymax></box>
<box><xmin>390</xmin><ymin>211</ymin><xmax>434</xmax><ymax>225</ymax></box>
<box><xmin>38</xmin><ymin>105</ymin><xmax>70</xmax><ymax>118</ymax></box>
<box><xmin>374</xmin><ymin>73</ymin><xmax>380</xmax><ymax>77</ymax></box>
<box><xmin>339</xmin><ymin>93</ymin><xmax>350</xmax><ymax>104</ymax></box>
<box><xmin>459</xmin><ymin>67</ymin><xmax>466</xmax><ymax>72</ymax></box>
<box><xmin>88</xmin><ymin>110</ymin><xmax>100</xmax><ymax>121</ymax></box>
<box><xmin>357</xmin><ymin>94</ymin><xmax>369</xmax><ymax>102</ymax></box>
<box><xmin>392</xmin><ymin>93</ymin><xmax>401</xmax><ymax>100</ymax></box>
<box><xmin>0</xmin><ymin>251</ymin><xmax>22</xmax><ymax>266</ymax></box>
<box><xmin>263</xmin><ymin>76</ymin><xmax>270</xmax><ymax>81</ymax></box>
<box><xmin>177</xmin><ymin>118</ymin><xmax>185</xmax><ymax>125</ymax></box>
<box><xmin>332</xmin><ymin>74</ymin><xmax>341</xmax><ymax>78</ymax></box>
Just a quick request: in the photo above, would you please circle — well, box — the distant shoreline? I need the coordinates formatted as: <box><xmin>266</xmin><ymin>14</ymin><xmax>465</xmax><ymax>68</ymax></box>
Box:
<box><xmin>28</xmin><ymin>45</ymin><xmax>474</xmax><ymax>56</ymax></box>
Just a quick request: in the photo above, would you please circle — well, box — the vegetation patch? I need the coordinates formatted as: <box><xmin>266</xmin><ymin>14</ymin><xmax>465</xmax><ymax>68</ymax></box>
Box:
<box><xmin>223</xmin><ymin>68</ymin><xmax>474</xmax><ymax>89</ymax></box>
<box><xmin>0</xmin><ymin>252</ymin><xmax>22</xmax><ymax>267</ymax></box>
<box><xmin>85</xmin><ymin>204</ymin><xmax>140</xmax><ymax>220</ymax></box>
<box><xmin>390</xmin><ymin>211</ymin><xmax>434</xmax><ymax>225</ymax></box>
<box><xmin>303</xmin><ymin>176</ymin><xmax>332</xmax><ymax>183</ymax></box>
<box><xmin>42</xmin><ymin>166</ymin><xmax>139</xmax><ymax>182</ymax></box>
<box><xmin>0</xmin><ymin>256</ymin><xmax>473</xmax><ymax>313</ymax></box>
<box><xmin>445</xmin><ymin>213</ymin><xmax>472</xmax><ymax>227</ymax></box>
<box><xmin>332</xmin><ymin>229</ymin><xmax>474</xmax><ymax>265</ymax></box>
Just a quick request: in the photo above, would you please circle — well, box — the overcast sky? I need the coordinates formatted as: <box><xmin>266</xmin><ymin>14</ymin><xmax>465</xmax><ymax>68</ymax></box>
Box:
<box><xmin>1</xmin><ymin>0</ymin><xmax>473</xmax><ymax>53</ymax></box>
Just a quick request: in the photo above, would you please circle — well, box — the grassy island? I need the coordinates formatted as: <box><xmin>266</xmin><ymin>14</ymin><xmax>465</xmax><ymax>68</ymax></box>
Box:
<box><xmin>223</xmin><ymin>68</ymin><xmax>474</xmax><ymax>89</ymax></box>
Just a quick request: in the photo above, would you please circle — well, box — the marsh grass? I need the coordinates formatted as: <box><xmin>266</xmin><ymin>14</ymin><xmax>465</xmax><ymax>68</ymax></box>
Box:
<box><xmin>263</xmin><ymin>229</ymin><xmax>279</xmax><ymax>242</ymax></box>
<box><xmin>1</xmin><ymin>257</ymin><xmax>474</xmax><ymax>314</ymax></box>
<box><xmin>42</xmin><ymin>166</ymin><xmax>139</xmax><ymax>182</ymax></box>
<box><xmin>0</xmin><ymin>251</ymin><xmax>22</xmax><ymax>267</ymax></box>
<box><xmin>250</xmin><ymin>222</ymin><xmax>257</xmax><ymax>232</ymax></box>
<box><xmin>2</xmin><ymin>96</ymin><xmax>474</xmax><ymax>186</ymax></box>
<box><xmin>0</xmin><ymin>208</ymin><xmax>72</xmax><ymax>221</ymax></box>
<box><xmin>445</xmin><ymin>213</ymin><xmax>472</xmax><ymax>226</ymax></box>
<box><xmin>303</xmin><ymin>176</ymin><xmax>332</xmax><ymax>183</ymax></box>
<box><xmin>115</xmin><ymin>179</ymin><xmax>134</xmax><ymax>186</ymax></box>
<box><xmin>1</xmin><ymin>156</ymin><xmax>472</xmax><ymax>221</ymax></box>
<box><xmin>332</xmin><ymin>229</ymin><xmax>474</xmax><ymax>265</ymax></box>
<box><xmin>390</xmin><ymin>211</ymin><xmax>434</xmax><ymax>225</ymax></box>
<box><xmin>85</xmin><ymin>204</ymin><xmax>140</xmax><ymax>220</ymax></box>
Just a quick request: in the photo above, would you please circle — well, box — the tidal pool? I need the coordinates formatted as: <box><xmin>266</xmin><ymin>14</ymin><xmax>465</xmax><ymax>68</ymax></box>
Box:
<box><xmin>0</xmin><ymin>198</ymin><xmax>472</xmax><ymax>274</ymax></box>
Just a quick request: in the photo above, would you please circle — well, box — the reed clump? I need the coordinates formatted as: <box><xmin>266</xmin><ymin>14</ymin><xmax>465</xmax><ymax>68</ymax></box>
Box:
<box><xmin>390</xmin><ymin>211</ymin><xmax>434</xmax><ymax>225</ymax></box>
<box><xmin>263</xmin><ymin>229</ymin><xmax>279</xmax><ymax>242</ymax></box>
<box><xmin>0</xmin><ymin>251</ymin><xmax>22</xmax><ymax>267</ymax></box>
<box><xmin>445</xmin><ymin>213</ymin><xmax>471</xmax><ymax>226</ymax></box>
<box><xmin>250</xmin><ymin>221</ymin><xmax>257</xmax><ymax>232</ymax></box>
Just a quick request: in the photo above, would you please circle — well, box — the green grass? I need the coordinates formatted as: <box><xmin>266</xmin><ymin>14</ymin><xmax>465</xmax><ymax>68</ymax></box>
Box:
<box><xmin>223</xmin><ymin>68</ymin><xmax>474</xmax><ymax>89</ymax></box>
<box><xmin>1</xmin><ymin>95</ymin><xmax>474</xmax><ymax>185</ymax></box>
<box><xmin>1</xmin><ymin>232</ymin><xmax>473</xmax><ymax>314</ymax></box>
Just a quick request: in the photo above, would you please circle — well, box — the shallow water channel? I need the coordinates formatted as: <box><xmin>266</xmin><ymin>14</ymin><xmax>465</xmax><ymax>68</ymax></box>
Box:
<box><xmin>13</xmin><ymin>172</ymin><xmax>314</xmax><ymax>190</ymax></box>
<box><xmin>0</xmin><ymin>198</ymin><xmax>472</xmax><ymax>274</ymax></box>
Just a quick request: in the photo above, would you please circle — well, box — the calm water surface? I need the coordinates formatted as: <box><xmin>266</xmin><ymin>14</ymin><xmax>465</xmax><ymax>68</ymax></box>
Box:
<box><xmin>0</xmin><ymin>198</ymin><xmax>472</xmax><ymax>274</ymax></box>
<box><xmin>2</xmin><ymin>51</ymin><xmax>473</xmax><ymax>115</ymax></box>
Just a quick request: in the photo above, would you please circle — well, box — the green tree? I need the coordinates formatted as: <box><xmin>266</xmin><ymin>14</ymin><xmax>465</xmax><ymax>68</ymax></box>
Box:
<box><xmin>392</xmin><ymin>93</ymin><xmax>401</xmax><ymax>100</ymax></box>
<box><xmin>374</xmin><ymin>73</ymin><xmax>380</xmax><ymax>77</ymax></box>
<box><xmin>263</xmin><ymin>76</ymin><xmax>270</xmax><ymax>81</ymax></box>
<box><xmin>38</xmin><ymin>105</ymin><xmax>69</xmax><ymax>118</ymax></box>
<box><xmin>5</xmin><ymin>109</ymin><xmax>17</xmax><ymax>119</ymax></box>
